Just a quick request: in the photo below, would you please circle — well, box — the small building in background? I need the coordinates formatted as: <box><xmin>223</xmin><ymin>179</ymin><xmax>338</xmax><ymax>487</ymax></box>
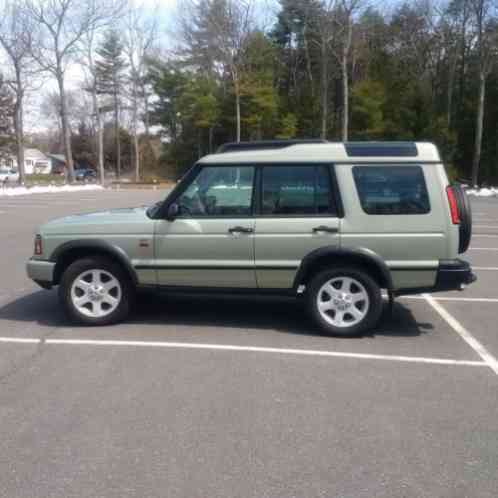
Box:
<box><xmin>0</xmin><ymin>148</ymin><xmax>52</xmax><ymax>174</ymax></box>
<box><xmin>24</xmin><ymin>149</ymin><xmax>52</xmax><ymax>174</ymax></box>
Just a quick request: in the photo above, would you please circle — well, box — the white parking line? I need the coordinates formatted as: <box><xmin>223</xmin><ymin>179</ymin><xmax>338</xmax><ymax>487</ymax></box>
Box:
<box><xmin>403</xmin><ymin>296</ymin><xmax>498</xmax><ymax>303</ymax></box>
<box><xmin>472</xmin><ymin>235</ymin><xmax>498</xmax><ymax>238</ymax></box>
<box><xmin>473</xmin><ymin>267</ymin><xmax>498</xmax><ymax>271</ymax></box>
<box><xmin>0</xmin><ymin>337</ymin><xmax>41</xmax><ymax>344</ymax></box>
<box><xmin>469</xmin><ymin>247</ymin><xmax>498</xmax><ymax>251</ymax></box>
<box><xmin>0</xmin><ymin>204</ymin><xmax>48</xmax><ymax>208</ymax></box>
<box><xmin>423</xmin><ymin>294</ymin><xmax>498</xmax><ymax>375</ymax></box>
<box><xmin>0</xmin><ymin>200</ymin><xmax>57</xmax><ymax>204</ymax></box>
<box><xmin>474</xmin><ymin>225</ymin><xmax>498</xmax><ymax>229</ymax></box>
<box><xmin>0</xmin><ymin>336</ymin><xmax>486</xmax><ymax>367</ymax></box>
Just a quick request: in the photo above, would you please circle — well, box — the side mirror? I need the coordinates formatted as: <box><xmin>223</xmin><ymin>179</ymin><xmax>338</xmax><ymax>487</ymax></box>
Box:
<box><xmin>166</xmin><ymin>202</ymin><xmax>179</xmax><ymax>221</ymax></box>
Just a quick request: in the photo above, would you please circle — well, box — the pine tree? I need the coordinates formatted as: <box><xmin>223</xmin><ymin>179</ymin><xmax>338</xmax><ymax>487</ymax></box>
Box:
<box><xmin>239</xmin><ymin>32</ymin><xmax>278</xmax><ymax>140</ymax></box>
<box><xmin>179</xmin><ymin>76</ymin><xmax>220</xmax><ymax>155</ymax></box>
<box><xmin>0</xmin><ymin>75</ymin><xmax>15</xmax><ymax>162</ymax></box>
<box><xmin>95</xmin><ymin>30</ymin><xmax>128</xmax><ymax>179</ymax></box>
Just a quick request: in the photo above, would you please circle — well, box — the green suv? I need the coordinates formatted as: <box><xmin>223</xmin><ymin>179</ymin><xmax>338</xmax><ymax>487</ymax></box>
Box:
<box><xmin>26</xmin><ymin>141</ymin><xmax>476</xmax><ymax>336</ymax></box>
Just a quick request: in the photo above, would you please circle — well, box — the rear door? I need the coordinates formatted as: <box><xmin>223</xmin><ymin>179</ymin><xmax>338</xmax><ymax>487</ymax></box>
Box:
<box><xmin>254</xmin><ymin>164</ymin><xmax>341</xmax><ymax>289</ymax></box>
<box><xmin>341</xmin><ymin>163</ymin><xmax>444</xmax><ymax>290</ymax></box>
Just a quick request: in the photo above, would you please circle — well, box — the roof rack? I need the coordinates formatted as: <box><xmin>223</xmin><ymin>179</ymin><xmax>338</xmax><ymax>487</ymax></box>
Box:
<box><xmin>216</xmin><ymin>139</ymin><xmax>328</xmax><ymax>153</ymax></box>
<box><xmin>216</xmin><ymin>140</ymin><xmax>420</xmax><ymax>157</ymax></box>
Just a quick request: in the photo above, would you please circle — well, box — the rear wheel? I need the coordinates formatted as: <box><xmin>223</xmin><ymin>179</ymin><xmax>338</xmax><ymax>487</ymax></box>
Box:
<box><xmin>59</xmin><ymin>257</ymin><xmax>133</xmax><ymax>325</ymax></box>
<box><xmin>307</xmin><ymin>267</ymin><xmax>383</xmax><ymax>337</ymax></box>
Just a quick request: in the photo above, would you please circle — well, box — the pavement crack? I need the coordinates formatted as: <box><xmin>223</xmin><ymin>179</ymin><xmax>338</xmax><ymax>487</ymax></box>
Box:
<box><xmin>0</xmin><ymin>325</ymin><xmax>59</xmax><ymax>385</ymax></box>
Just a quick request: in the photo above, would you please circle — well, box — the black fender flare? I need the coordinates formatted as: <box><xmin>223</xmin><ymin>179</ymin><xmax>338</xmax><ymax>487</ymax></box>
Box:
<box><xmin>50</xmin><ymin>239</ymin><xmax>138</xmax><ymax>286</ymax></box>
<box><xmin>293</xmin><ymin>246</ymin><xmax>393</xmax><ymax>291</ymax></box>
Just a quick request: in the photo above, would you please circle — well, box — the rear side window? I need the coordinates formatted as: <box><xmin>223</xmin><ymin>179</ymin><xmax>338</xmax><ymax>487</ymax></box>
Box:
<box><xmin>352</xmin><ymin>165</ymin><xmax>430</xmax><ymax>215</ymax></box>
<box><xmin>261</xmin><ymin>165</ymin><xmax>335</xmax><ymax>216</ymax></box>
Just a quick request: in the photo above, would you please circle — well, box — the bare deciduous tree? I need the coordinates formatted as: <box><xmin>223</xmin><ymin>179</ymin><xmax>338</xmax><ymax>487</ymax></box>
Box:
<box><xmin>25</xmin><ymin>0</ymin><xmax>119</xmax><ymax>182</ymax></box>
<box><xmin>80</xmin><ymin>3</ymin><xmax>124</xmax><ymax>186</ymax></box>
<box><xmin>470</xmin><ymin>0</ymin><xmax>498</xmax><ymax>186</ymax></box>
<box><xmin>335</xmin><ymin>0</ymin><xmax>364</xmax><ymax>141</ymax></box>
<box><xmin>0</xmin><ymin>0</ymin><xmax>37</xmax><ymax>185</ymax></box>
<box><xmin>81</xmin><ymin>28</ymin><xmax>106</xmax><ymax>185</ymax></box>
<box><xmin>303</xmin><ymin>0</ymin><xmax>337</xmax><ymax>139</ymax></box>
<box><xmin>123</xmin><ymin>1</ymin><xmax>158</xmax><ymax>181</ymax></box>
<box><xmin>40</xmin><ymin>90</ymin><xmax>83</xmax><ymax>144</ymax></box>
<box><xmin>308</xmin><ymin>0</ymin><xmax>364</xmax><ymax>140</ymax></box>
<box><xmin>313</xmin><ymin>0</ymin><xmax>337</xmax><ymax>140</ymax></box>
<box><xmin>179</xmin><ymin>0</ymin><xmax>255</xmax><ymax>143</ymax></box>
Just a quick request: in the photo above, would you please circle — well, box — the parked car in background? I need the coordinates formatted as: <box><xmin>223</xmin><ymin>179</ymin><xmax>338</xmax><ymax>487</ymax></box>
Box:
<box><xmin>74</xmin><ymin>168</ymin><xmax>97</xmax><ymax>182</ymax></box>
<box><xmin>0</xmin><ymin>168</ymin><xmax>19</xmax><ymax>184</ymax></box>
<box><xmin>51</xmin><ymin>164</ymin><xmax>66</xmax><ymax>176</ymax></box>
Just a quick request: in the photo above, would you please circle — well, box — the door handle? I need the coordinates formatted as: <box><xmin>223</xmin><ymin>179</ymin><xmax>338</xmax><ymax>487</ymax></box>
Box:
<box><xmin>312</xmin><ymin>225</ymin><xmax>339</xmax><ymax>234</ymax></box>
<box><xmin>228</xmin><ymin>226</ymin><xmax>254</xmax><ymax>234</ymax></box>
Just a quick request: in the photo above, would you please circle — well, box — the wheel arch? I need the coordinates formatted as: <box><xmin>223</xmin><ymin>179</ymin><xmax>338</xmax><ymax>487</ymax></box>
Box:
<box><xmin>50</xmin><ymin>240</ymin><xmax>138</xmax><ymax>286</ymax></box>
<box><xmin>294</xmin><ymin>247</ymin><xmax>393</xmax><ymax>291</ymax></box>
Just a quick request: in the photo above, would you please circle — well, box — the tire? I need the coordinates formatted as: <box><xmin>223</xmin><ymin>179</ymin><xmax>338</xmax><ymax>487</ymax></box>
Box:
<box><xmin>59</xmin><ymin>256</ymin><xmax>134</xmax><ymax>326</ymax></box>
<box><xmin>306</xmin><ymin>267</ymin><xmax>383</xmax><ymax>337</ymax></box>
<box><xmin>452</xmin><ymin>185</ymin><xmax>472</xmax><ymax>253</ymax></box>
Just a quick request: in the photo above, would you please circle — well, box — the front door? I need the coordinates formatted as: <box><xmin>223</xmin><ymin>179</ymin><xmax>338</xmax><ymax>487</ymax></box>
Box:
<box><xmin>255</xmin><ymin>164</ymin><xmax>341</xmax><ymax>289</ymax></box>
<box><xmin>154</xmin><ymin>165</ymin><xmax>257</xmax><ymax>288</ymax></box>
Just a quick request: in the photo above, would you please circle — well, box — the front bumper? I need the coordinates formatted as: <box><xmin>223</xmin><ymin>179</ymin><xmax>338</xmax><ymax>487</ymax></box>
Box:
<box><xmin>395</xmin><ymin>259</ymin><xmax>477</xmax><ymax>296</ymax></box>
<box><xmin>26</xmin><ymin>259</ymin><xmax>55</xmax><ymax>289</ymax></box>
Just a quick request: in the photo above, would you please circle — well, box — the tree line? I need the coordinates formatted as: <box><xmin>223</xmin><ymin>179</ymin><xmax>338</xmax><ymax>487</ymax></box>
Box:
<box><xmin>0</xmin><ymin>0</ymin><xmax>156</xmax><ymax>184</ymax></box>
<box><xmin>1</xmin><ymin>0</ymin><xmax>498</xmax><ymax>185</ymax></box>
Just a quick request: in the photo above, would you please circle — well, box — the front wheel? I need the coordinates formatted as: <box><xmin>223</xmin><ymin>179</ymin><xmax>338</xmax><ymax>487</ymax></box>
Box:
<box><xmin>59</xmin><ymin>257</ymin><xmax>133</xmax><ymax>325</ymax></box>
<box><xmin>307</xmin><ymin>267</ymin><xmax>383</xmax><ymax>337</ymax></box>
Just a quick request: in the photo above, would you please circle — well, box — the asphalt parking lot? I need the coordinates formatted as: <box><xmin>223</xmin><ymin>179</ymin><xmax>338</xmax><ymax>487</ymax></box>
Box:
<box><xmin>1</xmin><ymin>189</ymin><xmax>497</xmax><ymax>498</ymax></box>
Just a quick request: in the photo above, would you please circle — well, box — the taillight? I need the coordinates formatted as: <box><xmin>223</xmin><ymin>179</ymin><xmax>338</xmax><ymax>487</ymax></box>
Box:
<box><xmin>446</xmin><ymin>186</ymin><xmax>460</xmax><ymax>224</ymax></box>
<box><xmin>34</xmin><ymin>235</ymin><xmax>43</xmax><ymax>256</ymax></box>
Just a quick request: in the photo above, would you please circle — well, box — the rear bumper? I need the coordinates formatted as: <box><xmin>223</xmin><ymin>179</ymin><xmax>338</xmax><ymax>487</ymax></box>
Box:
<box><xmin>26</xmin><ymin>259</ymin><xmax>55</xmax><ymax>289</ymax></box>
<box><xmin>395</xmin><ymin>259</ymin><xmax>476</xmax><ymax>296</ymax></box>
<box><xmin>433</xmin><ymin>259</ymin><xmax>477</xmax><ymax>292</ymax></box>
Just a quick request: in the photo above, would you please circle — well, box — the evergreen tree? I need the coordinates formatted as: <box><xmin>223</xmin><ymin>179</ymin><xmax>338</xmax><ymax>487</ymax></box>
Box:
<box><xmin>239</xmin><ymin>32</ymin><xmax>278</xmax><ymax>140</ymax></box>
<box><xmin>95</xmin><ymin>30</ymin><xmax>128</xmax><ymax>179</ymax></box>
<box><xmin>0</xmin><ymin>75</ymin><xmax>15</xmax><ymax>162</ymax></box>
<box><xmin>142</xmin><ymin>0</ymin><xmax>498</xmax><ymax>184</ymax></box>
<box><xmin>148</xmin><ymin>61</ymin><xmax>188</xmax><ymax>144</ymax></box>
<box><xmin>179</xmin><ymin>76</ymin><xmax>220</xmax><ymax>155</ymax></box>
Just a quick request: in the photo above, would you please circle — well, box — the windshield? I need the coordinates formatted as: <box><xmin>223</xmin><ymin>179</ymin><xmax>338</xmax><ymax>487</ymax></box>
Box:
<box><xmin>146</xmin><ymin>165</ymin><xmax>197</xmax><ymax>218</ymax></box>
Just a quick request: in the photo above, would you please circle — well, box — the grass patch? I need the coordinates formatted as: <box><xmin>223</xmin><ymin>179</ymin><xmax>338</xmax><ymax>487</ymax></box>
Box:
<box><xmin>25</xmin><ymin>174</ymin><xmax>67</xmax><ymax>185</ymax></box>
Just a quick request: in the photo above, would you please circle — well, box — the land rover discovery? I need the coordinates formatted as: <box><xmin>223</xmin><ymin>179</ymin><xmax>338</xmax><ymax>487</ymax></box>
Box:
<box><xmin>26</xmin><ymin>141</ymin><xmax>476</xmax><ymax>336</ymax></box>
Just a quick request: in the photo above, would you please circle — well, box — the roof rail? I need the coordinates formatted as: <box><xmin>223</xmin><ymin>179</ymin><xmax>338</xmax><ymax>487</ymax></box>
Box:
<box><xmin>217</xmin><ymin>139</ymin><xmax>328</xmax><ymax>153</ymax></box>
<box><xmin>216</xmin><ymin>140</ymin><xmax>421</xmax><ymax>157</ymax></box>
<box><xmin>344</xmin><ymin>142</ymin><xmax>418</xmax><ymax>157</ymax></box>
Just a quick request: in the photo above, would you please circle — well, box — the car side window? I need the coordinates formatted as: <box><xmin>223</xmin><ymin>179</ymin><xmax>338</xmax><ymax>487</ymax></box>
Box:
<box><xmin>352</xmin><ymin>165</ymin><xmax>430</xmax><ymax>215</ymax></box>
<box><xmin>176</xmin><ymin>165</ymin><xmax>255</xmax><ymax>217</ymax></box>
<box><xmin>261</xmin><ymin>165</ymin><xmax>335</xmax><ymax>216</ymax></box>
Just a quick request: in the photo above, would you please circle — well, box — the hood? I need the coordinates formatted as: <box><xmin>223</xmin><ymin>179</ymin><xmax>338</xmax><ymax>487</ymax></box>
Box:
<box><xmin>40</xmin><ymin>206</ymin><xmax>154</xmax><ymax>236</ymax></box>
